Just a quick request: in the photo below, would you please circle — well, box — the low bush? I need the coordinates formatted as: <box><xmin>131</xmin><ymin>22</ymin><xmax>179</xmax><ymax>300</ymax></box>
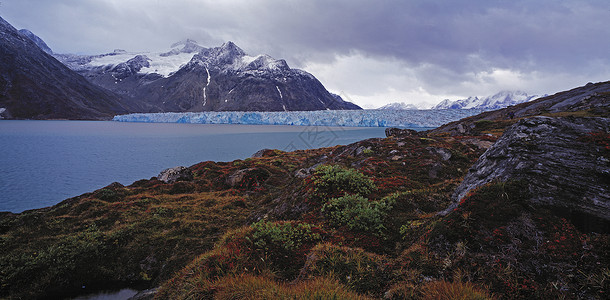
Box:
<box><xmin>322</xmin><ymin>194</ymin><xmax>395</xmax><ymax>237</ymax></box>
<box><xmin>310</xmin><ymin>165</ymin><xmax>377</xmax><ymax>199</ymax></box>
<box><xmin>249</xmin><ymin>220</ymin><xmax>323</xmax><ymax>278</ymax></box>
<box><xmin>250</xmin><ymin>220</ymin><xmax>322</xmax><ymax>252</ymax></box>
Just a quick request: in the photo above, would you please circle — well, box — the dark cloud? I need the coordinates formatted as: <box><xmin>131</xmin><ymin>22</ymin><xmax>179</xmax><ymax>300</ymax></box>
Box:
<box><xmin>2</xmin><ymin>0</ymin><xmax>609</xmax><ymax>107</ymax></box>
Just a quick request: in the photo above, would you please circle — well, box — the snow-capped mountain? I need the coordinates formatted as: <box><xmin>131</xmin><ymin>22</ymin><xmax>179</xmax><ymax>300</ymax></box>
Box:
<box><xmin>378</xmin><ymin>102</ymin><xmax>419</xmax><ymax>110</ymax></box>
<box><xmin>53</xmin><ymin>40</ymin><xmax>360</xmax><ymax>112</ymax></box>
<box><xmin>0</xmin><ymin>19</ymin><xmax>133</xmax><ymax>120</ymax></box>
<box><xmin>433</xmin><ymin>91</ymin><xmax>543</xmax><ymax>110</ymax></box>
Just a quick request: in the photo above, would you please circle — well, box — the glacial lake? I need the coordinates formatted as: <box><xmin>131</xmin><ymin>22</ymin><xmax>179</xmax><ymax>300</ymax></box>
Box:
<box><xmin>0</xmin><ymin>120</ymin><xmax>401</xmax><ymax>213</ymax></box>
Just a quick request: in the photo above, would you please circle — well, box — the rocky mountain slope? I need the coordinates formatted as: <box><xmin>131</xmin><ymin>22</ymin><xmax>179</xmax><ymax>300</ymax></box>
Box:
<box><xmin>54</xmin><ymin>40</ymin><xmax>360</xmax><ymax>112</ymax></box>
<box><xmin>433</xmin><ymin>91</ymin><xmax>542</xmax><ymax>110</ymax></box>
<box><xmin>17</xmin><ymin>29</ymin><xmax>53</xmax><ymax>54</ymax></box>
<box><xmin>0</xmin><ymin>81</ymin><xmax>608</xmax><ymax>299</ymax></box>
<box><xmin>446</xmin><ymin>116</ymin><xmax>610</xmax><ymax>232</ymax></box>
<box><xmin>0</xmin><ymin>17</ymin><xmax>134</xmax><ymax>120</ymax></box>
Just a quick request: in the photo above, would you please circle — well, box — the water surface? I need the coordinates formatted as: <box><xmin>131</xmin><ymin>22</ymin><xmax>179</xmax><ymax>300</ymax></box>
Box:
<box><xmin>0</xmin><ymin>121</ymin><xmax>390</xmax><ymax>212</ymax></box>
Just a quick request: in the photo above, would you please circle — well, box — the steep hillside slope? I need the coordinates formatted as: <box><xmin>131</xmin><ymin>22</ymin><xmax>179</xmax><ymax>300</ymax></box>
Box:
<box><xmin>0</xmin><ymin>17</ymin><xmax>133</xmax><ymax>120</ymax></box>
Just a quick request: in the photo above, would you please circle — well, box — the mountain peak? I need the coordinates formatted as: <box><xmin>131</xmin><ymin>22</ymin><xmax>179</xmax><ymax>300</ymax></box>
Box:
<box><xmin>219</xmin><ymin>41</ymin><xmax>246</xmax><ymax>57</ymax></box>
<box><xmin>378</xmin><ymin>102</ymin><xmax>418</xmax><ymax>110</ymax></box>
<box><xmin>161</xmin><ymin>39</ymin><xmax>206</xmax><ymax>57</ymax></box>
<box><xmin>170</xmin><ymin>39</ymin><xmax>199</xmax><ymax>48</ymax></box>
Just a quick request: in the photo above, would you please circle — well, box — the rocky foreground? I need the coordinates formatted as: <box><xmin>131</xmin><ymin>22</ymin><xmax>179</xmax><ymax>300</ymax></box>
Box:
<box><xmin>0</xmin><ymin>82</ymin><xmax>608</xmax><ymax>299</ymax></box>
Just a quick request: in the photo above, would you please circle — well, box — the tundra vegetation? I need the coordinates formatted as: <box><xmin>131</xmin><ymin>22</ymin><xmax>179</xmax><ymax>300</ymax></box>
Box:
<box><xmin>0</xmin><ymin>104</ymin><xmax>608</xmax><ymax>299</ymax></box>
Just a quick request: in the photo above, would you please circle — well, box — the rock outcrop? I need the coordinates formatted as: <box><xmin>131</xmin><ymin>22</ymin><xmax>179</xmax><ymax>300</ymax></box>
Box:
<box><xmin>385</xmin><ymin>127</ymin><xmax>419</xmax><ymax>137</ymax></box>
<box><xmin>447</xmin><ymin>116</ymin><xmax>610</xmax><ymax>232</ymax></box>
<box><xmin>157</xmin><ymin>166</ymin><xmax>193</xmax><ymax>183</ymax></box>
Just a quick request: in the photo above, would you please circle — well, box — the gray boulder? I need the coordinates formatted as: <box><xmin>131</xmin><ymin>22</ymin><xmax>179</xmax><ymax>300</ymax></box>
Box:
<box><xmin>157</xmin><ymin>166</ymin><xmax>193</xmax><ymax>183</ymax></box>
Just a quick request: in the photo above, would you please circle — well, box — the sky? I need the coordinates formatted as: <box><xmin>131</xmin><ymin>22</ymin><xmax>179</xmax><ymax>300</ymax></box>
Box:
<box><xmin>2</xmin><ymin>0</ymin><xmax>610</xmax><ymax>108</ymax></box>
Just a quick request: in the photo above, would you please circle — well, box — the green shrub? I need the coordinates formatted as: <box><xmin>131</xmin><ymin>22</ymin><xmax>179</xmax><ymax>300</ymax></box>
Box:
<box><xmin>322</xmin><ymin>194</ymin><xmax>395</xmax><ymax>237</ymax></box>
<box><xmin>311</xmin><ymin>165</ymin><xmax>376</xmax><ymax>199</ymax></box>
<box><xmin>250</xmin><ymin>220</ymin><xmax>321</xmax><ymax>252</ymax></box>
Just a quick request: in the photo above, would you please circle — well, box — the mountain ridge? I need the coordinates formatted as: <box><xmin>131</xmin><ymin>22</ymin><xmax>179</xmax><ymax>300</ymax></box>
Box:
<box><xmin>0</xmin><ymin>17</ymin><xmax>135</xmax><ymax>120</ymax></box>
<box><xmin>53</xmin><ymin>39</ymin><xmax>361</xmax><ymax>112</ymax></box>
<box><xmin>433</xmin><ymin>90</ymin><xmax>543</xmax><ymax>110</ymax></box>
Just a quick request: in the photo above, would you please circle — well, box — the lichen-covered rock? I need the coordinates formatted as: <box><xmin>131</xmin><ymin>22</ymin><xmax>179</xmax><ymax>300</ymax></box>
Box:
<box><xmin>447</xmin><ymin>116</ymin><xmax>610</xmax><ymax>232</ymax></box>
<box><xmin>157</xmin><ymin>166</ymin><xmax>193</xmax><ymax>183</ymax></box>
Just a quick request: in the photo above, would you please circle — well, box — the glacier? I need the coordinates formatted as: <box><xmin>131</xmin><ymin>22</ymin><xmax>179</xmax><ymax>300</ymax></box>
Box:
<box><xmin>113</xmin><ymin>109</ymin><xmax>485</xmax><ymax>128</ymax></box>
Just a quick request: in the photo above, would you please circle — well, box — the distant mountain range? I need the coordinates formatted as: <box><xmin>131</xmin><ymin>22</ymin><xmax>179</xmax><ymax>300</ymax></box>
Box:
<box><xmin>432</xmin><ymin>91</ymin><xmax>544</xmax><ymax>110</ymax></box>
<box><xmin>377</xmin><ymin>91</ymin><xmax>544</xmax><ymax>111</ymax></box>
<box><xmin>0</xmin><ymin>17</ymin><xmax>552</xmax><ymax>119</ymax></box>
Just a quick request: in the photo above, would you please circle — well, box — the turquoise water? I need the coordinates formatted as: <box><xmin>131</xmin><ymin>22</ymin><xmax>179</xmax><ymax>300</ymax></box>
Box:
<box><xmin>0</xmin><ymin>120</ymin><xmax>392</xmax><ymax>213</ymax></box>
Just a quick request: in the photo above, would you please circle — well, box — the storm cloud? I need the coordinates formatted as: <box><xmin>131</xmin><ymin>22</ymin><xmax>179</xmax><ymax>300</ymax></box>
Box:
<box><xmin>2</xmin><ymin>0</ymin><xmax>609</xmax><ymax>107</ymax></box>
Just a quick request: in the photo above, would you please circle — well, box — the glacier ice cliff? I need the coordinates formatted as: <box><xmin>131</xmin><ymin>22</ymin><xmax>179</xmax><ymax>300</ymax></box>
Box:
<box><xmin>113</xmin><ymin>110</ymin><xmax>485</xmax><ymax>128</ymax></box>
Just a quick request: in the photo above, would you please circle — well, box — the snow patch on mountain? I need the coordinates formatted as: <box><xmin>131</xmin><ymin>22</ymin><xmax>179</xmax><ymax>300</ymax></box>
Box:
<box><xmin>83</xmin><ymin>51</ymin><xmax>197</xmax><ymax>77</ymax></box>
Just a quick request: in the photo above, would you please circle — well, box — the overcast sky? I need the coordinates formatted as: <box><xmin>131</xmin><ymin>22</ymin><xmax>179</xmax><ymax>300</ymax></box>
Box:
<box><xmin>2</xmin><ymin>0</ymin><xmax>610</xmax><ymax>108</ymax></box>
